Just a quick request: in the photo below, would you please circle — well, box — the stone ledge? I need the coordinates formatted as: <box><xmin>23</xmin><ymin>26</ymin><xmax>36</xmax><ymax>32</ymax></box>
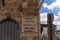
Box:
<box><xmin>20</xmin><ymin>33</ymin><xmax>40</xmax><ymax>37</ymax></box>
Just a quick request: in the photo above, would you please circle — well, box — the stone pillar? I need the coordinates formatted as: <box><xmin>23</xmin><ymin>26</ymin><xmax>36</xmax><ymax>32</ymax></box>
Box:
<box><xmin>47</xmin><ymin>14</ymin><xmax>56</xmax><ymax>40</ymax></box>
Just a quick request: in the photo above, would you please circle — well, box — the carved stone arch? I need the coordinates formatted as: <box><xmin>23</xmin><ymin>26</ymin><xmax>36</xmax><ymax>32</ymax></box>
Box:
<box><xmin>11</xmin><ymin>17</ymin><xmax>22</xmax><ymax>28</ymax></box>
<box><xmin>0</xmin><ymin>18</ymin><xmax>20</xmax><ymax>40</ymax></box>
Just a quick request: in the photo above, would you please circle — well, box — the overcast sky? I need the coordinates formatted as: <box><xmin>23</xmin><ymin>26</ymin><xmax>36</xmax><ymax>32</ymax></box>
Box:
<box><xmin>40</xmin><ymin>0</ymin><xmax>60</xmax><ymax>30</ymax></box>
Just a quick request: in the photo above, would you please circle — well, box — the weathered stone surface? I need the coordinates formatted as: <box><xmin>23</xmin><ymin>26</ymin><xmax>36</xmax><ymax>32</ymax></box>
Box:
<box><xmin>0</xmin><ymin>0</ymin><xmax>40</xmax><ymax>40</ymax></box>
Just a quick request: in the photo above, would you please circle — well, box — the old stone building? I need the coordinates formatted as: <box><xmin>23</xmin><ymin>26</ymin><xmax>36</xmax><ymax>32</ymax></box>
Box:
<box><xmin>41</xmin><ymin>24</ymin><xmax>56</xmax><ymax>40</ymax></box>
<box><xmin>40</xmin><ymin>14</ymin><xmax>57</xmax><ymax>40</ymax></box>
<box><xmin>0</xmin><ymin>0</ymin><xmax>41</xmax><ymax>40</ymax></box>
<box><xmin>41</xmin><ymin>24</ymin><xmax>48</xmax><ymax>40</ymax></box>
<box><xmin>56</xmin><ymin>30</ymin><xmax>60</xmax><ymax>40</ymax></box>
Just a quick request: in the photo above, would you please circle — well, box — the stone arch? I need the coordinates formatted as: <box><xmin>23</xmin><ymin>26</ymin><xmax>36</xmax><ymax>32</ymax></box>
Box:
<box><xmin>0</xmin><ymin>18</ymin><xmax>20</xmax><ymax>40</ymax></box>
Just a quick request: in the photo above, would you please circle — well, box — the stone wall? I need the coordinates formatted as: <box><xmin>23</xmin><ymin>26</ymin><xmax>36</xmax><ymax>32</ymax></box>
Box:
<box><xmin>0</xmin><ymin>0</ymin><xmax>40</xmax><ymax>40</ymax></box>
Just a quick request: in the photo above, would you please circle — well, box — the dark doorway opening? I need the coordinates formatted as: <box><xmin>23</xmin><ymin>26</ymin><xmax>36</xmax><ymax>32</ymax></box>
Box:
<box><xmin>0</xmin><ymin>19</ymin><xmax>20</xmax><ymax>40</ymax></box>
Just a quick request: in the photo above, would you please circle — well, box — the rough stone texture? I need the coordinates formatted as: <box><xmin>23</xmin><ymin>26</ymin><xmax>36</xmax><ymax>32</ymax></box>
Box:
<box><xmin>0</xmin><ymin>0</ymin><xmax>40</xmax><ymax>40</ymax></box>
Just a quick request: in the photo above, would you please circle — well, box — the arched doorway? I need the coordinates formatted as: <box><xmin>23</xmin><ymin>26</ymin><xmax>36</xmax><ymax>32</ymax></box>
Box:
<box><xmin>0</xmin><ymin>19</ymin><xmax>20</xmax><ymax>40</ymax></box>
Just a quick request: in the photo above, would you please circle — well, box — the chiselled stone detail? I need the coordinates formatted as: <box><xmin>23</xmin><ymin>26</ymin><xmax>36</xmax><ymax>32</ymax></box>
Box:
<box><xmin>0</xmin><ymin>0</ymin><xmax>40</xmax><ymax>40</ymax></box>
